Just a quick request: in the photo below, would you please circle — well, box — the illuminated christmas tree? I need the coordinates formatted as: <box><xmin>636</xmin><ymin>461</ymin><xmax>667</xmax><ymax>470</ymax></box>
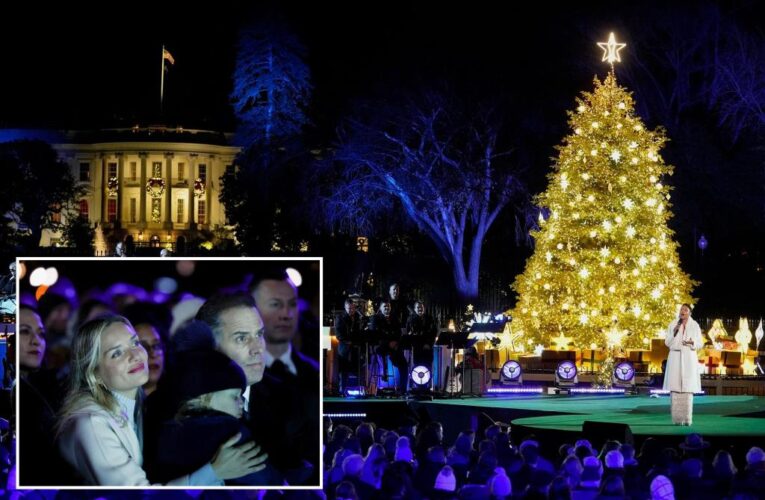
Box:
<box><xmin>510</xmin><ymin>34</ymin><xmax>695</xmax><ymax>359</ymax></box>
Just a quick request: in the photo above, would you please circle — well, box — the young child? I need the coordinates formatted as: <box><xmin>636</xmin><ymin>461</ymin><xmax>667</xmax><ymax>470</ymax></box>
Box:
<box><xmin>150</xmin><ymin>348</ymin><xmax>284</xmax><ymax>485</ymax></box>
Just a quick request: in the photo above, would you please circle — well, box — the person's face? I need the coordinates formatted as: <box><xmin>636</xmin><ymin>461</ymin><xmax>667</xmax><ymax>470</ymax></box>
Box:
<box><xmin>389</xmin><ymin>285</ymin><xmax>400</xmax><ymax>300</ymax></box>
<box><xmin>136</xmin><ymin>323</ymin><xmax>164</xmax><ymax>386</ymax></box>
<box><xmin>19</xmin><ymin>309</ymin><xmax>46</xmax><ymax>371</ymax></box>
<box><xmin>253</xmin><ymin>280</ymin><xmax>298</xmax><ymax>344</ymax></box>
<box><xmin>380</xmin><ymin>303</ymin><xmax>391</xmax><ymax>317</ymax></box>
<box><xmin>209</xmin><ymin>388</ymin><xmax>244</xmax><ymax>419</ymax></box>
<box><xmin>216</xmin><ymin>306</ymin><xmax>266</xmax><ymax>385</ymax></box>
<box><xmin>415</xmin><ymin>303</ymin><xmax>424</xmax><ymax>316</ymax></box>
<box><xmin>680</xmin><ymin>305</ymin><xmax>691</xmax><ymax>321</ymax></box>
<box><xmin>45</xmin><ymin>303</ymin><xmax>71</xmax><ymax>334</ymax></box>
<box><xmin>98</xmin><ymin>322</ymin><xmax>148</xmax><ymax>398</ymax></box>
<box><xmin>83</xmin><ymin>304</ymin><xmax>111</xmax><ymax>324</ymax></box>
<box><xmin>345</xmin><ymin>302</ymin><xmax>356</xmax><ymax>315</ymax></box>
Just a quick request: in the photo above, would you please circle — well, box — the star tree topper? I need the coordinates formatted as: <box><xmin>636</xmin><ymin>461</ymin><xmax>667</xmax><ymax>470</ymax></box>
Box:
<box><xmin>598</xmin><ymin>32</ymin><xmax>626</xmax><ymax>64</ymax></box>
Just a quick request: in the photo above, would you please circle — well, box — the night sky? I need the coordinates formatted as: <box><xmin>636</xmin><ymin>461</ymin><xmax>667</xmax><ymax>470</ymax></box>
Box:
<box><xmin>2</xmin><ymin>1</ymin><xmax>652</xmax><ymax>131</ymax></box>
<box><xmin>3</xmin><ymin>1</ymin><xmax>764</xmax><ymax>315</ymax></box>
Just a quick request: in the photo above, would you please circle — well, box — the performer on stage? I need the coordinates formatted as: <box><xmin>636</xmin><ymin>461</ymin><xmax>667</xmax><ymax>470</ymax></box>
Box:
<box><xmin>369</xmin><ymin>301</ymin><xmax>408</xmax><ymax>393</ymax></box>
<box><xmin>334</xmin><ymin>298</ymin><xmax>363</xmax><ymax>393</ymax></box>
<box><xmin>663</xmin><ymin>303</ymin><xmax>702</xmax><ymax>426</ymax></box>
<box><xmin>405</xmin><ymin>301</ymin><xmax>438</xmax><ymax>367</ymax></box>
<box><xmin>0</xmin><ymin>261</ymin><xmax>15</xmax><ymax>295</ymax></box>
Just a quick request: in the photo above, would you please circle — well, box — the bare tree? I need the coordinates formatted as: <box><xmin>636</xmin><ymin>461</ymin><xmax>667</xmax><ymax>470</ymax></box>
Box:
<box><xmin>321</xmin><ymin>90</ymin><xmax>529</xmax><ymax>299</ymax></box>
<box><xmin>709</xmin><ymin>22</ymin><xmax>765</xmax><ymax>141</ymax></box>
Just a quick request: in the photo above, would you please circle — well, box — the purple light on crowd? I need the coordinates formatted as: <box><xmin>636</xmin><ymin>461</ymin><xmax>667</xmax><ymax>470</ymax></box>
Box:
<box><xmin>107</xmin><ymin>282</ymin><xmax>148</xmax><ymax>302</ymax></box>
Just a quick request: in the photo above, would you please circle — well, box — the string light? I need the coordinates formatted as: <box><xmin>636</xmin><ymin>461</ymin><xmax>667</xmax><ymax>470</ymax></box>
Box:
<box><xmin>509</xmin><ymin>50</ymin><xmax>695</xmax><ymax>364</ymax></box>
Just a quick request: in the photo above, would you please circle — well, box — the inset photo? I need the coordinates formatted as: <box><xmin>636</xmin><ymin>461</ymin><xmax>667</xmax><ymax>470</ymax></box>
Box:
<box><xmin>16</xmin><ymin>257</ymin><xmax>321</xmax><ymax>489</ymax></box>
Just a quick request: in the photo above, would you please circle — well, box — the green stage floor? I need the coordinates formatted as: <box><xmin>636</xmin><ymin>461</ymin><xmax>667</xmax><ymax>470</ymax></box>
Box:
<box><xmin>429</xmin><ymin>395</ymin><xmax>765</xmax><ymax>437</ymax></box>
<box><xmin>325</xmin><ymin>395</ymin><xmax>765</xmax><ymax>437</ymax></box>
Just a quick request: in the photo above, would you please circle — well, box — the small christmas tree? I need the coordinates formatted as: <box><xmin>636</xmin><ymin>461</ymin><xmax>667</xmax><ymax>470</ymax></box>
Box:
<box><xmin>510</xmin><ymin>34</ymin><xmax>695</xmax><ymax>363</ymax></box>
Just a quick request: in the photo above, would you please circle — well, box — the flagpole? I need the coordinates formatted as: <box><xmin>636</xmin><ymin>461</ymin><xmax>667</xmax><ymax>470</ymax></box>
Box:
<box><xmin>160</xmin><ymin>44</ymin><xmax>165</xmax><ymax>115</ymax></box>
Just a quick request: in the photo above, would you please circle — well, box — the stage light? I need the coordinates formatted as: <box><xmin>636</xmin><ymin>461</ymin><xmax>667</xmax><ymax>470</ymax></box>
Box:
<box><xmin>29</xmin><ymin>267</ymin><xmax>46</xmax><ymax>287</ymax></box>
<box><xmin>650</xmin><ymin>389</ymin><xmax>705</xmax><ymax>395</ymax></box>
<box><xmin>410</xmin><ymin>365</ymin><xmax>431</xmax><ymax>387</ymax></box>
<box><xmin>286</xmin><ymin>267</ymin><xmax>302</xmax><ymax>287</ymax></box>
<box><xmin>323</xmin><ymin>413</ymin><xmax>368</xmax><ymax>419</ymax></box>
<box><xmin>613</xmin><ymin>361</ymin><xmax>635</xmax><ymax>386</ymax></box>
<box><xmin>155</xmin><ymin>277</ymin><xmax>178</xmax><ymax>294</ymax></box>
<box><xmin>176</xmin><ymin>260</ymin><xmax>195</xmax><ymax>277</ymax></box>
<box><xmin>486</xmin><ymin>387</ymin><xmax>543</xmax><ymax>394</ymax></box>
<box><xmin>556</xmin><ymin>360</ymin><xmax>578</xmax><ymax>386</ymax></box>
<box><xmin>570</xmin><ymin>388</ymin><xmax>625</xmax><ymax>394</ymax></box>
<box><xmin>500</xmin><ymin>360</ymin><xmax>523</xmax><ymax>384</ymax></box>
<box><xmin>343</xmin><ymin>387</ymin><xmax>366</xmax><ymax>398</ymax></box>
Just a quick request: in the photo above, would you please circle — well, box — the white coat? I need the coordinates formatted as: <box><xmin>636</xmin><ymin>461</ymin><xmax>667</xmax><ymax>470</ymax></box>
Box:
<box><xmin>662</xmin><ymin>317</ymin><xmax>703</xmax><ymax>393</ymax></box>
<box><xmin>58</xmin><ymin>398</ymin><xmax>220</xmax><ymax>486</ymax></box>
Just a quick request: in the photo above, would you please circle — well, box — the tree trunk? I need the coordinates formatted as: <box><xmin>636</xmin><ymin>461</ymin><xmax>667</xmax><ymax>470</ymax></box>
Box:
<box><xmin>451</xmin><ymin>251</ymin><xmax>479</xmax><ymax>300</ymax></box>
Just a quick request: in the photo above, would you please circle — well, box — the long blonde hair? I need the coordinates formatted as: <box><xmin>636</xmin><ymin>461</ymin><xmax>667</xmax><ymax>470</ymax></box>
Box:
<box><xmin>58</xmin><ymin>315</ymin><xmax>134</xmax><ymax>432</ymax></box>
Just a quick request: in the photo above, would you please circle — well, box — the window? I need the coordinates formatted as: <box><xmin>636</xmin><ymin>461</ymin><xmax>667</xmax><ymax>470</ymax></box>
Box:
<box><xmin>79</xmin><ymin>200</ymin><xmax>89</xmax><ymax>219</ymax></box>
<box><xmin>130</xmin><ymin>198</ymin><xmax>137</xmax><ymax>223</ymax></box>
<box><xmin>79</xmin><ymin>163</ymin><xmax>90</xmax><ymax>182</ymax></box>
<box><xmin>197</xmin><ymin>199</ymin><xmax>206</xmax><ymax>224</ymax></box>
<box><xmin>51</xmin><ymin>203</ymin><xmax>61</xmax><ymax>223</ymax></box>
<box><xmin>178</xmin><ymin>163</ymin><xmax>185</xmax><ymax>180</ymax></box>
<box><xmin>130</xmin><ymin>162</ymin><xmax>137</xmax><ymax>181</ymax></box>
<box><xmin>177</xmin><ymin>198</ymin><xmax>184</xmax><ymax>223</ymax></box>
<box><xmin>198</xmin><ymin>164</ymin><xmax>207</xmax><ymax>183</ymax></box>
<box><xmin>108</xmin><ymin>162</ymin><xmax>117</xmax><ymax>180</ymax></box>
<box><xmin>107</xmin><ymin>199</ymin><xmax>117</xmax><ymax>222</ymax></box>
<box><xmin>152</xmin><ymin>162</ymin><xmax>162</xmax><ymax>177</ymax></box>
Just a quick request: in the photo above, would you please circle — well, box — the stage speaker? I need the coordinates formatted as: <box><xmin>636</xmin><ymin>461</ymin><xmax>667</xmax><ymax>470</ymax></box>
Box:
<box><xmin>582</xmin><ymin>420</ymin><xmax>633</xmax><ymax>447</ymax></box>
<box><xmin>462</xmin><ymin>368</ymin><xmax>485</xmax><ymax>395</ymax></box>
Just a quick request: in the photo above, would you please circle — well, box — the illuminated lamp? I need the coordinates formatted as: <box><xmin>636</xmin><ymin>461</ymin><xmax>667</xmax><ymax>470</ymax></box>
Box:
<box><xmin>555</xmin><ymin>360</ymin><xmax>578</xmax><ymax>386</ymax></box>
<box><xmin>500</xmin><ymin>360</ymin><xmax>523</xmax><ymax>385</ymax></box>
<box><xmin>410</xmin><ymin>365</ymin><xmax>431</xmax><ymax>388</ymax></box>
<box><xmin>613</xmin><ymin>361</ymin><xmax>635</xmax><ymax>388</ymax></box>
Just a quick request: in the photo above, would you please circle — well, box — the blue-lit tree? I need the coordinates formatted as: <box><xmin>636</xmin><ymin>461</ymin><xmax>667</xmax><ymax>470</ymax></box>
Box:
<box><xmin>230</xmin><ymin>20</ymin><xmax>312</xmax><ymax>149</ymax></box>
<box><xmin>222</xmin><ymin>18</ymin><xmax>314</xmax><ymax>253</ymax></box>
<box><xmin>322</xmin><ymin>90</ymin><xmax>530</xmax><ymax>300</ymax></box>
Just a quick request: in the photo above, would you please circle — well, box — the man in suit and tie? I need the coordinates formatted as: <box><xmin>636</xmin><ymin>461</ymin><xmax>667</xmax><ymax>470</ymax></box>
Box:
<box><xmin>250</xmin><ymin>270</ymin><xmax>320</xmax><ymax>485</ymax></box>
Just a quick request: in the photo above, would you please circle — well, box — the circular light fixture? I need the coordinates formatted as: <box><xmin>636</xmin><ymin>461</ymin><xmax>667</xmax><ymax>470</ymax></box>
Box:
<box><xmin>614</xmin><ymin>361</ymin><xmax>635</xmax><ymax>382</ymax></box>
<box><xmin>556</xmin><ymin>360</ymin><xmax>578</xmax><ymax>381</ymax></box>
<box><xmin>411</xmin><ymin>365</ymin><xmax>431</xmax><ymax>386</ymax></box>
<box><xmin>501</xmin><ymin>360</ymin><xmax>522</xmax><ymax>382</ymax></box>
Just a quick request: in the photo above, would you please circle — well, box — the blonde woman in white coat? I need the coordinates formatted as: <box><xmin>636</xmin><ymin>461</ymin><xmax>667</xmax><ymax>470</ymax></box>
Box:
<box><xmin>663</xmin><ymin>304</ymin><xmax>702</xmax><ymax>426</ymax></box>
<box><xmin>57</xmin><ymin>315</ymin><xmax>266</xmax><ymax>486</ymax></box>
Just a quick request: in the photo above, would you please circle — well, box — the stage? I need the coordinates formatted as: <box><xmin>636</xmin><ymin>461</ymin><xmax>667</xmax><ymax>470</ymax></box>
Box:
<box><xmin>324</xmin><ymin>394</ymin><xmax>765</xmax><ymax>454</ymax></box>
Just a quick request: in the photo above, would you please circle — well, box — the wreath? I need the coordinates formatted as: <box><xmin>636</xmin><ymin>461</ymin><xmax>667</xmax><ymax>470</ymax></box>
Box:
<box><xmin>146</xmin><ymin>177</ymin><xmax>166</xmax><ymax>198</ymax></box>
<box><xmin>193</xmin><ymin>178</ymin><xmax>206</xmax><ymax>198</ymax></box>
<box><xmin>107</xmin><ymin>176</ymin><xmax>119</xmax><ymax>197</ymax></box>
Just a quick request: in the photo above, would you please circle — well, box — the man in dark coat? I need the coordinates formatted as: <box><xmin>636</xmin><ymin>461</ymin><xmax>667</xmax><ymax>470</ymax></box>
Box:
<box><xmin>406</xmin><ymin>300</ymin><xmax>439</xmax><ymax>367</ymax></box>
<box><xmin>251</xmin><ymin>271</ymin><xmax>320</xmax><ymax>486</ymax></box>
<box><xmin>369</xmin><ymin>300</ymin><xmax>408</xmax><ymax>393</ymax></box>
<box><xmin>334</xmin><ymin>297</ymin><xmax>363</xmax><ymax>393</ymax></box>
